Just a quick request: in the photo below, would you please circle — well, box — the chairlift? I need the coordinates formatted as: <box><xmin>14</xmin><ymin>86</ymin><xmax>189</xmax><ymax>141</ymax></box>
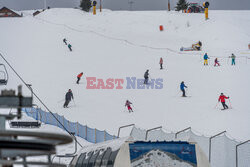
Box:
<box><xmin>9</xmin><ymin>106</ymin><xmax>42</xmax><ymax>128</ymax></box>
<box><xmin>0</xmin><ymin>63</ymin><xmax>8</xmax><ymax>85</ymax></box>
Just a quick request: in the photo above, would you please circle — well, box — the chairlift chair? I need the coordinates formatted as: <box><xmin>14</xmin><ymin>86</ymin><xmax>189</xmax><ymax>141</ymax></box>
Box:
<box><xmin>0</xmin><ymin>63</ymin><xmax>8</xmax><ymax>85</ymax></box>
<box><xmin>9</xmin><ymin>107</ymin><xmax>42</xmax><ymax>128</ymax></box>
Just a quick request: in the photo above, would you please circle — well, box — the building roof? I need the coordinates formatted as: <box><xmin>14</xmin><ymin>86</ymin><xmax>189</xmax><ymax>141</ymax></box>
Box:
<box><xmin>0</xmin><ymin>7</ymin><xmax>22</xmax><ymax>16</ymax></box>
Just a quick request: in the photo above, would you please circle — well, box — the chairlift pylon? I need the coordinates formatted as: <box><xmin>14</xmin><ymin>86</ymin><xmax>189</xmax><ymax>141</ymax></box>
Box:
<box><xmin>0</xmin><ymin>63</ymin><xmax>8</xmax><ymax>85</ymax></box>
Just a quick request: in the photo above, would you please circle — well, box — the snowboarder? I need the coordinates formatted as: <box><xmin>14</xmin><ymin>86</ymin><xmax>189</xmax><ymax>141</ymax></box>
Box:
<box><xmin>68</xmin><ymin>44</ymin><xmax>72</xmax><ymax>51</ymax></box>
<box><xmin>230</xmin><ymin>53</ymin><xmax>236</xmax><ymax>65</ymax></box>
<box><xmin>214</xmin><ymin>58</ymin><xmax>220</xmax><ymax>66</ymax></box>
<box><xmin>180</xmin><ymin>81</ymin><xmax>187</xmax><ymax>97</ymax></box>
<box><xmin>203</xmin><ymin>53</ymin><xmax>209</xmax><ymax>65</ymax></box>
<box><xmin>76</xmin><ymin>72</ymin><xmax>83</xmax><ymax>84</ymax></box>
<box><xmin>159</xmin><ymin>57</ymin><xmax>163</xmax><ymax>70</ymax></box>
<box><xmin>218</xmin><ymin>93</ymin><xmax>229</xmax><ymax>110</ymax></box>
<box><xmin>63</xmin><ymin>89</ymin><xmax>74</xmax><ymax>108</ymax></box>
<box><xmin>144</xmin><ymin>70</ymin><xmax>149</xmax><ymax>84</ymax></box>
<box><xmin>125</xmin><ymin>100</ymin><xmax>133</xmax><ymax>113</ymax></box>
<box><xmin>63</xmin><ymin>38</ymin><xmax>67</xmax><ymax>45</ymax></box>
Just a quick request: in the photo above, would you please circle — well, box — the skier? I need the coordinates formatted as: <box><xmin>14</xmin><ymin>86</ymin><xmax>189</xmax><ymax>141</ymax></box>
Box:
<box><xmin>125</xmin><ymin>100</ymin><xmax>133</xmax><ymax>113</ymax></box>
<box><xmin>144</xmin><ymin>70</ymin><xmax>149</xmax><ymax>84</ymax></box>
<box><xmin>63</xmin><ymin>38</ymin><xmax>67</xmax><ymax>45</ymax></box>
<box><xmin>218</xmin><ymin>93</ymin><xmax>229</xmax><ymax>110</ymax></box>
<box><xmin>203</xmin><ymin>53</ymin><xmax>209</xmax><ymax>65</ymax></box>
<box><xmin>159</xmin><ymin>57</ymin><xmax>163</xmax><ymax>70</ymax></box>
<box><xmin>68</xmin><ymin>44</ymin><xmax>72</xmax><ymax>51</ymax></box>
<box><xmin>214</xmin><ymin>58</ymin><xmax>220</xmax><ymax>66</ymax></box>
<box><xmin>63</xmin><ymin>89</ymin><xmax>74</xmax><ymax>108</ymax></box>
<box><xmin>76</xmin><ymin>72</ymin><xmax>83</xmax><ymax>84</ymax></box>
<box><xmin>180</xmin><ymin>81</ymin><xmax>187</xmax><ymax>97</ymax></box>
<box><xmin>230</xmin><ymin>53</ymin><xmax>236</xmax><ymax>65</ymax></box>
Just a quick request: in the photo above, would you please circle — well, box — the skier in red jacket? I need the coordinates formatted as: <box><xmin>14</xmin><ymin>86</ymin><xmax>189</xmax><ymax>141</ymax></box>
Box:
<box><xmin>218</xmin><ymin>93</ymin><xmax>229</xmax><ymax>109</ymax></box>
<box><xmin>76</xmin><ymin>72</ymin><xmax>83</xmax><ymax>84</ymax></box>
<box><xmin>125</xmin><ymin>100</ymin><xmax>133</xmax><ymax>113</ymax></box>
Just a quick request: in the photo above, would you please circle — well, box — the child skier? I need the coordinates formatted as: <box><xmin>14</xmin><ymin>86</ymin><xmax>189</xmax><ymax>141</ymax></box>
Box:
<box><xmin>63</xmin><ymin>38</ymin><xmax>67</xmax><ymax>45</ymax></box>
<box><xmin>159</xmin><ymin>57</ymin><xmax>163</xmax><ymax>70</ymax></box>
<box><xmin>214</xmin><ymin>58</ymin><xmax>220</xmax><ymax>66</ymax></box>
<box><xmin>204</xmin><ymin>53</ymin><xmax>209</xmax><ymax>65</ymax></box>
<box><xmin>125</xmin><ymin>100</ymin><xmax>133</xmax><ymax>113</ymax></box>
<box><xmin>76</xmin><ymin>72</ymin><xmax>83</xmax><ymax>84</ymax></box>
<box><xmin>218</xmin><ymin>93</ymin><xmax>229</xmax><ymax>110</ymax></box>
<box><xmin>144</xmin><ymin>70</ymin><xmax>149</xmax><ymax>84</ymax></box>
<box><xmin>68</xmin><ymin>44</ymin><xmax>72</xmax><ymax>51</ymax></box>
<box><xmin>230</xmin><ymin>53</ymin><xmax>236</xmax><ymax>65</ymax></box>
<box><xmin>63</xmin><ymin>89</ymin><xmax>74</xmax><ymax>108</ymax></box>
<box><xmin>180</xmin><ymin>81</ymin><xmax>187</xmax><ymax>97</ymax></box>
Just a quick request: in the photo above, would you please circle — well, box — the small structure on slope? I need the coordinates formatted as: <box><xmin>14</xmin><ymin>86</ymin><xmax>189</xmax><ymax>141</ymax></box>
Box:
<box><xmin>33</xmin><ymin>10</ymin><xmax>41</xmax><ymax>16</ymax></box>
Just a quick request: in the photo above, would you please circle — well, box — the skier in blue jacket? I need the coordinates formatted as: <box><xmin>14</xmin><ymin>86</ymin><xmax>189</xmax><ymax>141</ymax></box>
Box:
<box><xmin>180</xmin><ymin>81</ymin><xmax>187</xmax><ymax>97</ymax></box>
<box><xmin>204</xmin><ymin>53</ymin><xmax>209</xmax><ymax>65</ymax></box>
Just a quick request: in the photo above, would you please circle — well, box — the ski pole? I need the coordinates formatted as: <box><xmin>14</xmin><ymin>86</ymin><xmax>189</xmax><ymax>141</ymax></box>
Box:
<box><xmin>73</xmin><ymin>99</ymin><xmax>76</xmax><ymax>107</ymax></box>
<box><xmin>228</xmin><ymin>99</ymin><xmax>232</xmax><ymax>109</ymax></box>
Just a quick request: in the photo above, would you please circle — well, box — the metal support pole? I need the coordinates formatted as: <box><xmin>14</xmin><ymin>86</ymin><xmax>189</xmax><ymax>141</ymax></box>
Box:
<box><xmin>145</xmin><ymin>126</ymin><xmax>162</xmax><ymax>140</ymax></box>
<box><xmin>117</xmin><ymin>124</ymin><xmax>135</xmax><ymax>137</ymax></box>
<box><xmin>100</xmin><ymin>0</ymin><xmax>102</xmax><ymax>12</ymax></box>
<box><xmin>44</xmin><ymin>0</ymin><xmax>47</xmax><ymax>9</ymax></box>
<box><xmin>209</xmin><ymin>131</ymin><xmax>226</xmax><ymax>162</ymax></box>
<box><xmin>175</xmin><ymin>127</ymin><xmax>191</xmax><ymax>139</ymax></box>
<box><xmin>236</xmin><ymin>140</ymin><xmax>250</xmax><ymax>167</ymax></box>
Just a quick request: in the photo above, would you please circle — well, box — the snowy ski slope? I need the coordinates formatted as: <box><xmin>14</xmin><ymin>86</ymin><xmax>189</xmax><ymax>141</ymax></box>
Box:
<box><xmin>0</xmin><ymin>9</ymin><xmax>250</xmax><ymax>142</ymax></box>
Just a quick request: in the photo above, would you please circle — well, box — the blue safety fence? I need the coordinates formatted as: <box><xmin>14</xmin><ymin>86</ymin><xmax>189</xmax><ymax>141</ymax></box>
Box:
<box><xmin>23</xmin><ymin>108</ymin><xmax>117</xmax><ymax>143</ymax></box>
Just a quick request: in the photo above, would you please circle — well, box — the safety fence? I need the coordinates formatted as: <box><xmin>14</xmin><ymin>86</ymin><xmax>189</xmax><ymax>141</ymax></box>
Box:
<box><xmin>24</xmin><ymin>108</ymin><xmax>117</xmax><ymax>143</ymax></box>
<box><xmin>130</xmin><ymin>126</ymin><xmax>250</xmax><ymax>167</ymax></box>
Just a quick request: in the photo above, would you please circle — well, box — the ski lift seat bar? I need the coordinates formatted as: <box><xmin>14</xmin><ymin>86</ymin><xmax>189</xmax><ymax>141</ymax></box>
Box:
<box><xmin>10</xmin><ymin>121</ymin><xmax>41</xmax><ymax>128</ymax></box>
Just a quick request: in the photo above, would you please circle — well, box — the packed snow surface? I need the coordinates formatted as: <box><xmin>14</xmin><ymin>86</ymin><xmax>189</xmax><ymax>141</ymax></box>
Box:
<box><xmin>0</xmin><ymin>9</ymin><xmax>250</xmax><ymax>141</ymax></box>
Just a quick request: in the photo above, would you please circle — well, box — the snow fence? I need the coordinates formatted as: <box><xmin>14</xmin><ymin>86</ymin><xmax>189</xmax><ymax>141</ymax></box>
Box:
<box><xmin>130</xmin><ymin>127</ymin><xmax>250</xmax><ymax>167</ymax></box>
<box><xmin>24</xmin><ymin>108</ymin><xmax>117</xmax><ymax>143</ymax></box>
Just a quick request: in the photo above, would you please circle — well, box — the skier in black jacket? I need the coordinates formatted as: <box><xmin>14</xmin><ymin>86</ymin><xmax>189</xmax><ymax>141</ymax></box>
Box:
<box><xmin>144</xmin><ymin>70</ymin><xmax>149</xmax><ymax>84</ymax></box>
<box><xmin>63</xmin><ymin>89</ymin><xmax>74</xmax><ymax>108</ymax></box>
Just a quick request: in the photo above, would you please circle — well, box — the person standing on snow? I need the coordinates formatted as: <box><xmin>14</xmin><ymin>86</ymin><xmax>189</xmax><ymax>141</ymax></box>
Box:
<box><xmin>68</xmin><ymin>44</ymin><xmax>72</xmax><ymax>51</ymax></box>
<box><xmin>214</xmin><ymin>58</ymin><xmax>220</xmax><ymax>66</ymax></box>
<box><xmin>218</xmin><ymin>93</ymin><xmax>229</xmax><ymax>110</ymax></box>
<box><xmin>76</xmin><ymin>72</ymin><xmax>83</xmax><ymax>84</ymax></box>
<box><xmin>159</xmin><ymin>57</ymin><xmax>163</xmax><ymax>70</ymax></box>
<box><xmin>63</xmin><ymin>89</ymin><xmax>74</xmax><ymax>108</ymax></box>
<box><xmin>230</xmin><ymin>53</ymin><xmax>236</xmax><ymax>65</ymax></box>
<box><xmin>144</xmin><ymin>70</ymin><xmax>149</xmax><ymax>84</ymax></box>
<box><xmin>63</xmin><ymin>38</ymin><xmax>67</xmax><ymax>45</ymax></box>
<box><xmin>125</xmin><ymin>100</ymin><xmax>133</xmax><ymax>113</ymax></box>
<box><xmin>180</xmin><ymin>81</ymin><xmax>187</xmax><ymax>97</ymax></box>
<box><xmin>204</xmin><ymin>53</ymin><xmax>209</xmax><ymax>65</ymax></box>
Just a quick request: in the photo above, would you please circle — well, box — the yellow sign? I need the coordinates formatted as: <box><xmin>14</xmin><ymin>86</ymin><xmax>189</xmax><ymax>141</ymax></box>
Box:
<box><xmin>93</xmin><ymin>6</ymin><xmax>96</xmax><ymax>15</ymax></box>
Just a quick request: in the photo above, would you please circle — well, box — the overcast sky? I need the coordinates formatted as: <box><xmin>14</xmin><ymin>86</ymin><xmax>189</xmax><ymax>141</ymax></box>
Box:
<box><xmin>0</xmin><ymin>0</ymin><xmax>250</xmax><ymax>11</ymax></box>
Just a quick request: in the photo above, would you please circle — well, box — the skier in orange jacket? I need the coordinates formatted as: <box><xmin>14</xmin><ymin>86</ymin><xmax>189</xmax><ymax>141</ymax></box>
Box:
<box><xmin>76</xmin><ymin>72</ymin><xmax>83</xmax><ymax>84</ymax></box>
